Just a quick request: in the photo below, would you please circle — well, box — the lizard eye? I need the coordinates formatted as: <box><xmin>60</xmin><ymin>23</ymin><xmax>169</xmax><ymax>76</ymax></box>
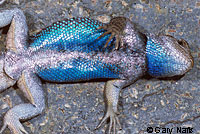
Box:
<box><xmin>178</xmin><ymin>39</ymin><xmax>190</xmax><ymax>49</ymax></box>
<box><xmin>146</xmin><ymin>35</ymin><xmax>193</xmax><ymax>78</ymax></box>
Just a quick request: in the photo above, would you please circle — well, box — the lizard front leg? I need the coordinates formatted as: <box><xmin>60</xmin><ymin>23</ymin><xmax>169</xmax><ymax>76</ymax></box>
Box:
<box><xmin>97</xmin><ymin>17</ymin><xmax>127</xmax><ymax>49</ymax></box>
<box><xmin>0</xmin><ymin>70</ymin><xmax>45</xmax><ymax>134</ymax></box>
<box><xmin>96</xmin><ymin>80</ymin><xmax>125</xmax><ymax>134</ymax></box>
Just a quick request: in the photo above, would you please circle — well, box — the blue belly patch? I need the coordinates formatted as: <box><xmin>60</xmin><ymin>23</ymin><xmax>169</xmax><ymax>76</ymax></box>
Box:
<box><xmin>36</xmin><ymin>58</ymin><xmax>120</xmax><ymax>82</ymax></box>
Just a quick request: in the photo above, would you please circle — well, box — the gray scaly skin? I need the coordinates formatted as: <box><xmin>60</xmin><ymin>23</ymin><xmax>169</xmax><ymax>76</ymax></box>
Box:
<box><xmin>0</xmin><ymin>4</ymin><xmax>193</xmax><ymax>134</ymax></box>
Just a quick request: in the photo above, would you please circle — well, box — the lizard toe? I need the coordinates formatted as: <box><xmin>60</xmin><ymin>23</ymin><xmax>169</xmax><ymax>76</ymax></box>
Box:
<box><xmin>0</xmin><ymin>112</ymin><xmax>28</xmax><ymax>134</ymax></box>
<box><xmin>96</xmin><ymin>106</ymin><xmax>121</xmax><ymax>134</ymax></box>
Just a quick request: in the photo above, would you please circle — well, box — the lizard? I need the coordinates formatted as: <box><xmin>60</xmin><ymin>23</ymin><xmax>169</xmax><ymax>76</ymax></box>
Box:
<box><xmin>0</xmin><ymin>3</ymin><xmax>194</xmax><ymax>134</ymax></box>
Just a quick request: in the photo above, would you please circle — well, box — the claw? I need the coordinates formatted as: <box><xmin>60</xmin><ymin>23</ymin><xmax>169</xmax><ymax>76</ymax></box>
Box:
<box><xmin>16</xmin><ymin>122</ymin><xmax>28</xmax><ymax>134</ymax></box>
<box><xmin>115</xmin><ymin>115</ymin><xmax>122</xmax><ymax>130</ymax></box>
<box><xmin>96</xmin><ymin>112</ymin><xmax>109</xmax><ymax>129</ymax></box>
<box><xmin>108</xmin><ymin>117</ymin><xmax>113</xmax><ymax>134</ymax></box>
<box><xmin>96</xmin><ymin>106</ymin><xmax>121</xmax><ymax>134</ymax></box>
<box><xmin>113</xmin><ymin>117</ymin><xmax>116</xmax><ymax>134</ymax></box>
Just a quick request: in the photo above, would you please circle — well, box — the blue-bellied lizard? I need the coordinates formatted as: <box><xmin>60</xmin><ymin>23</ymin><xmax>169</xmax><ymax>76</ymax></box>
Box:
<box><xmin>0</xmin><ymin>4</ymin><xmax>193</xmax><ymax>134</ymax></box>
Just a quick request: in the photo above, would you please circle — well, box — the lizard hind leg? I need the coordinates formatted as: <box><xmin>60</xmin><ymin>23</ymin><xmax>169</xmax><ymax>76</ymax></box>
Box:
<box><xmin>0</xmin><ymin>105</ymin><xmax>29</xmax><ymax>134</ymax></box>
<box><xmin>0</xmin><ymin>8</ymin><xmax>28</xmax><ymax>53</ymax></box>
<box><xmin>0</xmin><ymin>70</ymin><xmax>45</xmax><ymax>134</ymax></box>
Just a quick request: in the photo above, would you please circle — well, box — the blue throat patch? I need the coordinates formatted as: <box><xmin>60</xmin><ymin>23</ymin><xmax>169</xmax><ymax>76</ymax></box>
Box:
<box><xmin>146</xmin><ymin>38</ymin><xmax>178</xmax><ymax>77</ymax></box>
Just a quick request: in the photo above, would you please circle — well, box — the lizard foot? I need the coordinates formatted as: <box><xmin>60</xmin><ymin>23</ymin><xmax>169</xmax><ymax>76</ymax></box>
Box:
<box><xmin>96</xmin><ymin>106</ymin><xmax>122</xmax><ymax>134</ymax></box>
<box><xmin>96</xmin><ymin>17</ymin><xmax>127</xmax><ymax>50</ymax></box>
<box><xmin>0</xmin><ymin>113</ymin><xmax>28</xmax><ymax>134</ymax></box>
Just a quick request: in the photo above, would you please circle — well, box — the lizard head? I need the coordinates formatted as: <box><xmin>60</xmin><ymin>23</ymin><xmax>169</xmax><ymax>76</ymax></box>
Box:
<box><xmin>146</xmin><ymin>34</ymin><xmax>193</xmax><ymax>78</ymax></box>
<box><xmin>0</xmin><ymin>53</ymin><xmax>16</xmax><ymax>92</ymax></box>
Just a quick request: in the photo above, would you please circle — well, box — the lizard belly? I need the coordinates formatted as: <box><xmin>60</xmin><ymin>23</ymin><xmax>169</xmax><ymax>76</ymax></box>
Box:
<box><xmin>35</xmin><ymin>57</ymin><xmax>120</xmax><ymax>82</ymax></box>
